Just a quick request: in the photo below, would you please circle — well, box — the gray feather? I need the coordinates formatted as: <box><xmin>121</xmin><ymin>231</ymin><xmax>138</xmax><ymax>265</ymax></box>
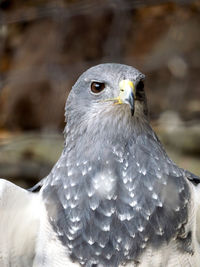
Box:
<box><xmin>1</xmin><ymin>63</ymin><xmax>200</xmax><ymax>267</ymax></box>
<box><xmin>42</xmin><ymin>64</ymin><xmax>193</xmax><ymax>266</ymax></box>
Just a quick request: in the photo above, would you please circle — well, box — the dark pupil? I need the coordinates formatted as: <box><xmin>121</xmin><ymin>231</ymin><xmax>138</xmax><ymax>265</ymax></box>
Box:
<box><xmin>95</xmin><ymin>83</ymin><xmax>101</xmax><ymax>90</ymax></box>
<box><xmin>136</xmin><ymin>81</ymin><xmax>144</xmax><ymax>92</ymax></box>
<box><xmin>136</xmin><ymin>80</ymin><xmax>145</xmax><ymax>100</ymax></box>
<box><xmin>91</xmin><ymin>82</ymin><xmax>105</xmax><ymax>93</ymax></box>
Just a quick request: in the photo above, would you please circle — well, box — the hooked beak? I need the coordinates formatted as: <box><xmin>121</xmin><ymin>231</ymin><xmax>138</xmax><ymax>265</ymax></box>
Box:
<box><xmin>118</xmin><ymin>80</ymin><xmax>136</xmax><ymax>116</ymax></box>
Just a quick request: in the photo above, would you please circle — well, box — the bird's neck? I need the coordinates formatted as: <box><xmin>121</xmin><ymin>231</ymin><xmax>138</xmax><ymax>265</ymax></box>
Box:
<box><xmin>64</xmin><ymin>106</ymin><xmax>152</xmax><ymax>148</ymax></box>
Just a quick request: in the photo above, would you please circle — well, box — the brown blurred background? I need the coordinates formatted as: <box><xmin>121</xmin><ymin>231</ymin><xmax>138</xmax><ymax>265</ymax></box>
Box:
<box><xmin>0</xmin><ymin>0</ymin><xmax>200</xmax><ymax>188</ymax></box>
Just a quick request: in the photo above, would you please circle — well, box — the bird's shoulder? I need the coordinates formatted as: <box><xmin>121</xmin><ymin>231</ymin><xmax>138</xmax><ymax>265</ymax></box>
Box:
<box><xmin>0</xmin><ymin>179</ymin><xmax>41</xmax><ymax>267</ymax></box>
<box><xmin>183</xmin><ymin>169</ymin><xmax>200</xmax><ymax>186</ymax></box>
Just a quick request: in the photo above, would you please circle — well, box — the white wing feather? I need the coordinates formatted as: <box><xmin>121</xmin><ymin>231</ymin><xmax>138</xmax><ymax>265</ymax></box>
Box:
<box><xmin>0</xmin><ymin>179</ymin><xmax>40</xmax><ymax>266</ymax></box>
<box><xmin>0</xmin><ymin>179</ymin><xmax>79</xmax><ymax>267</ymax></box>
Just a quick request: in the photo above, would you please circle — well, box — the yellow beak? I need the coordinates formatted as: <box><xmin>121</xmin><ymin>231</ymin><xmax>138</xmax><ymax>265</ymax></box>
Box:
<box><xmin>117</xmin><ymin>80</ymin><xmax>136</xmax><ymax>115</ymax></box>
<box><xmin>102</xmin><ymin>79</ymin><xmax>136</xmax><ymax>115</ymax></box>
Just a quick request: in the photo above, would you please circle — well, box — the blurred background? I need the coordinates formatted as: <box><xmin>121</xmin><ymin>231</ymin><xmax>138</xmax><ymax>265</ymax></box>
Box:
<box><xmin>0</xmin><ymin>0</ymin><xmax>200</xmax><ymax>188</ymax></box>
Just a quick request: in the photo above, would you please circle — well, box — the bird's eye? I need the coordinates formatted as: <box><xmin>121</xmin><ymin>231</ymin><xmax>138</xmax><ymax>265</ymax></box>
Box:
<box><xmin>91</xmin><ymin>82</ymin><xmax>105</xmax><ymax>94</ymax></box>
<box><xmin>136</xmin><ymin>80</ymin><xmax>144</xmax><ymax>92</ymax></box>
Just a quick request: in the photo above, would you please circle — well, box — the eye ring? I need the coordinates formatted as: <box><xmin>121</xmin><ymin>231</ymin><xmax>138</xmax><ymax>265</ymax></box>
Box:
<box><xmin>90</xmin><ymin>82</ymin><xmax>105</xmax><ymax>94</ymax></box>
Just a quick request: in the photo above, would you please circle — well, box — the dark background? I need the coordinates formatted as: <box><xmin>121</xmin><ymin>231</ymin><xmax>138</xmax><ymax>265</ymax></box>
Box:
<box><xmin>0</xmin><ymin>0</ymin><xmax>200</xmax><ymax>188</ymax></box>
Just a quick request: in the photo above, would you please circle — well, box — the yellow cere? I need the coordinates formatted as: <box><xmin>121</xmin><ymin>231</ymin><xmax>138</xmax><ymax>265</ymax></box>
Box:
<box><xmin>101</xmin><ymin>79</ymin><xmax>136</xmax><ymax>105</ymax></box>
<box><xmin>118</xmin><ymin>79</ymin><xmax>136</xmax><ymax>102</ymax></box>
<box><xmin>119</xmin><ymin>79</ymin><xmax>134</xmax><ymax>90</ymax></box>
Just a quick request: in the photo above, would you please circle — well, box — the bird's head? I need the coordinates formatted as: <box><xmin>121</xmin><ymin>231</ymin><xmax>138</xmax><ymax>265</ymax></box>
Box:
<box><xmin>65</xmin><ymin>64</ymin><xmax>148</xmax><ymax>138</ymax></box>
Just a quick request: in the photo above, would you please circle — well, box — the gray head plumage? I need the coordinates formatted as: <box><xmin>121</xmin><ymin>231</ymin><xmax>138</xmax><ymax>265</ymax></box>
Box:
<box><xmin>42</xmin><ymin>63</ymin><xmax>190</xmax><ymax>266</ymax></box>
<box><xmin>65</xmin><ymin>63</ymin><xmax>146</xmax><ymax>131</ymax></box>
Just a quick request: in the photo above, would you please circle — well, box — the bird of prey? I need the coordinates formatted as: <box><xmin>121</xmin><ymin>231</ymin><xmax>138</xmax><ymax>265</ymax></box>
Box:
<box><xmin>1</xmin><ymin>63</ymin><xmax>200</xmax><ymax>267</ymax></box>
